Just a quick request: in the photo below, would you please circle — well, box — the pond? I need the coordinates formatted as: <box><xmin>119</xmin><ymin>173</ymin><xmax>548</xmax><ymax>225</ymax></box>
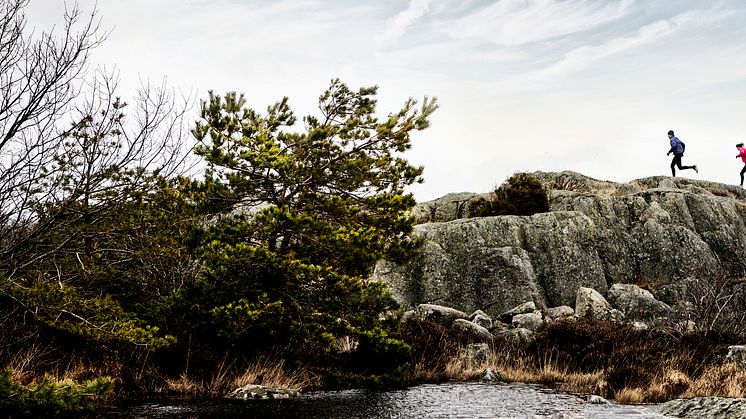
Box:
<box><xmin>103</xmin><ymin>382</ymin><xmax>673</xmax><ymax>418</ymax></box>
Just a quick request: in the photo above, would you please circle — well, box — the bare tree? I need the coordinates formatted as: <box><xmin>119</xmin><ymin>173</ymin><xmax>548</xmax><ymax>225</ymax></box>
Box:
<box><xmin>682</xmin><ymin>274</ymin><xmax>746</xmax><ymax>337</ymax></box>
<box><xmin>3</xmin><ymin>68</ymin><xmax>196</xmax><ymax>277</ymax></box>
<box><xmin>0</xmin><ymin>0</ymin><xmax>105</xmax><ymax>257</ymax></box>
<box><xmin>0</xmin><ymin>2</ymin><xmax>196</xmax><ymax>277</ymax></box>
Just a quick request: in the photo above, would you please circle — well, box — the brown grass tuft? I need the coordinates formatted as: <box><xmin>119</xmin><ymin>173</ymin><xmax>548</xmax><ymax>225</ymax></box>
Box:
<box><xmin>644</xmin><ymin>368</ymin><xmax>691</xmax><ymax>402</ymax></box>
<box><xmin>165</xmin><ymin>373</ymin><xmax>201</xmax><ymax>395</ymax></box>
<box><xmin>615</xmin><ymin>387</ymin><xmax>644</xmax><ymax>404</ymax></box>
<box><xmin>708</xmin><ymin>188</ymin><xmax>736</xmax><ymax>198</ymax></box>
<box><xmin>165</xmin><ymin>356</ymin><xmax>318</xmax><ymax>396</ymax></box>
<box><xmin>230</xmin><ymin>357</ymin><xmax>315</xmax><ymax>391</ymax></box>
<box><xmin>683</xmin><ymin>362</ymin><xmax>746</xmax><ymax>398</ymax></box>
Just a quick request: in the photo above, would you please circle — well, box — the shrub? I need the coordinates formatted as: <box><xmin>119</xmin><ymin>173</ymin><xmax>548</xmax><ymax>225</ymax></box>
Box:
<box><xmin>469</xmin><ymin>173</ymin><xmax>549</xmax><ymax>217</ymax></box>
<box><xmin>0</xmin><ymin>367</ymin><xmax>115</xmax><ymax>416</ymax></box>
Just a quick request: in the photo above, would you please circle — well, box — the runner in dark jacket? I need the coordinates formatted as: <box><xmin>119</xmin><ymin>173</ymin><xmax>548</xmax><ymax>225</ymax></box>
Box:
<box><xmin>666</xmin><ymin>130</ymin><xmax>698</xmax><ymax>177</ymax></box>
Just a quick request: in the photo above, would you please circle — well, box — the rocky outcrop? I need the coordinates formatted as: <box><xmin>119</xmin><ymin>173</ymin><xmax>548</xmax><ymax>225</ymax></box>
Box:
<box><xmin>374</xmin><ymin>211</ymin><xmax>606</xmax><ymax>316</ymax></box>
<box><xmin>375</xmin><ymin>171</ymin><xmax>746</xmax><ymax>316</ymax></box>
<box><xmin>410</xmin><ymin>192</ymin><xmax>487</xmax><ymax>225</ymax></box>
<box><xmin>658</xmin><ymin>397</ymin><xmax>746</xmax><ymax>418</ymax></box>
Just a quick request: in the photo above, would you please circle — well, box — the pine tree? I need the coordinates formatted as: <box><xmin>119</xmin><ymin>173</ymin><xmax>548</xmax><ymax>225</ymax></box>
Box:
<box><xmin>191</xmin><ymin>79</ymin><xmax>437</xmax><ymax>377</ymax></box>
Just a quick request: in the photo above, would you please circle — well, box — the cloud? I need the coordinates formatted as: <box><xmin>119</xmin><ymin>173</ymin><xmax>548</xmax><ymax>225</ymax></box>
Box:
<box><xmin>448</xmin><ymin>0</ymin><xmax>635</xmax><ymax>46</ymax></box>
<box><xmin>378</xmin><ymin>0</ymin><xmax>435</xmax><ymax>44</ymax></box>
<box><xmin>528</xmin><ymin>9</ymin><xmax>735</xmax><ymax>81</ymax></box>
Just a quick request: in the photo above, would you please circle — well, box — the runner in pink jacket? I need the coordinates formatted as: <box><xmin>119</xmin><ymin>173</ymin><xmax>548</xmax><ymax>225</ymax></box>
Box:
<box><xmin>736</xmin><ymin>142</ymin><xmax>746</xmax><ymax>186</ymax></box>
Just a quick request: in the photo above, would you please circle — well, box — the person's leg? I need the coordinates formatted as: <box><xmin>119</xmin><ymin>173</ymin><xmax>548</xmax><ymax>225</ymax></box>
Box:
<box><xmin>671</xmin><ymin>155</ymin><xmax>682</xmax><ymax>176</ymax></box>
<box><xmin>740</xmin><ymin>165</ymin><xmax>746</xmax><ymax>186</ymax></box>
<box><xmin>678</xmin><ymin>155</ymin><xmax>697</xmax><ymax>172</ymax></box>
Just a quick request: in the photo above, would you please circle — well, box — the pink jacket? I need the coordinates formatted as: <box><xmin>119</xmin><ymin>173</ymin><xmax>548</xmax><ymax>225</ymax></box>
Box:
<box><xmin>738</xmin><ymin>147</ymin><xmax>746</xmax><ymax>163</ymax></box>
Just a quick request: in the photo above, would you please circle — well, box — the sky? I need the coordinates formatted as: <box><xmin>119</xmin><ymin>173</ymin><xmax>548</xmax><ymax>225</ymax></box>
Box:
<box><xmin>26</xmin><ymin>0</ymin><xmax>746</xmax><ymax>202</ymax></box>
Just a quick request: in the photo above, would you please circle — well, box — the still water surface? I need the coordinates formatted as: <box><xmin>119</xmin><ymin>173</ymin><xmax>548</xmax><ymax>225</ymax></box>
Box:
<box><xmin>104</xmin><ymin>382</ymin><xmax>673</xmax><ymax>418</ymax></box>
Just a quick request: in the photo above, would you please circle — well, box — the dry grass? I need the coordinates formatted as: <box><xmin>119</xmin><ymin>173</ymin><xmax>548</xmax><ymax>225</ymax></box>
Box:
<box><xmin>708</xmin><ymin>188</ymin><xmax>736</xmax><ymax>199</ymax></box>
<box><xmin>5</xmin><ymin>343</ymin><xmax>52</xmax><ymax>385</ymax></box>
<box><xmin>165</xmin><ymin>356</ymin><xmax>318</xmax><ymax>396</ymax></box>
<box><xmin>683</xmin><ymin>362</ymin><xmax>746</xmax><ymax>398</ymax></box>
<box><xmin>482</xmin><ymin>348</ymin><xmax>606</xmax><ymax>395</ymax></box>
<box><xmin>643</xmin><ymin>368</ymin><xmax>692</xmax><ymax>402</ymax></box>
<box><xmin>4</xmin><ymin>342</ymin><xmax>116</xmax><ymax>387</ymax></box>
<box><xmin>419</xmin><ymin>343</ymin><xmax>607</xmax><ymax>397</ymax></box>
<box><xmin>614</xmin><ymin>363</ymin><xmax>746</xmax><ymax>403</ymax></box>
<box><xmin>230</xmin><ymin>357</ymin><xmax>315</xmax><ymax>391</ymax></box>
<box><xmin>615</xmin><ymin>387</ymin><xmax>644</xmax><ymax>404</ymax></box>
<box><xmin>407</xmin><ymin>317</ymin><xmax>746</xmax><ymax>405</ymax></box>
<box><xmin>403</xmin><ymin>316</ymin><xmax>746</xmax><ymax>404</ymax></box>
<box><xmin>164</xmin><ymin>373</ymin><xmax>201</xmax><ymax>395</ymax></box>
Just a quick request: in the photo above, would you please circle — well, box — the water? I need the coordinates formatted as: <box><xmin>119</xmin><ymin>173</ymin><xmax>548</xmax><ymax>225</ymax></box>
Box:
<box><xmin>103</xmin><ymin>382</ymin><xmax>672</xmax><ymax>418</ymax></box>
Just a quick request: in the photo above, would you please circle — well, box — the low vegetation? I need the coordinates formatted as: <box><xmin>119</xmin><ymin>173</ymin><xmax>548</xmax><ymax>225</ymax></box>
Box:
<box><xmin>400</xmin><ymin>317</ymin><xmax>746</xmax><ymax>403</ymax></box>
<box><xmin>468</xmin><ymin>172</ymin><xmax>550</xmax><ymax>217</ymax></box>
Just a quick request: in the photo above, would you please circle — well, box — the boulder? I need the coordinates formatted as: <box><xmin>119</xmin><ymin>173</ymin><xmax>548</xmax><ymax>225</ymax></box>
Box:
<box><xmin>575</xmin><ymin>287</ymin><xmax>624</xmax><ymax>322</ymax></box>
<box><xmin>586</xmin><ymin>395</ymin><xmax>610</xmax><ymax>404</ymax></box>
<box><xmin>607</xmin><ymin>283</ymin><xmax>672</xmax><ymax>320</ymax></box>
<box><xmin>499</xmin><ymin>301</ymin><xmax>536</xmax><ymax>323</ymax></box>
<box><xmin>631</xmin><ymin>321</ymin><xmax>650</xmax><ymax>331</ymax></box>
<box><xmin>726</xmin><ymin>345</ymin><xmax>746</xmax><ymax>368</ymax></box>
<box><xmin>451</xmin><ymin>318</ymin><xmax>493</xmax><ymax>342</ymax></box>
<box><xmin>506</xmin><ymin>327</ymin><xmax>534</xmax><ymax>346</ymax></box>
<box><xmin>575</xmin><ymin>287</ymin><xmax>611</xmax><ymax>320</ymax></box>
<box><xmin>481</xmin><ymin>368</ymin><xmax>502</xmax><ymax>383</ymax></box>
<box><xmin>469</xmin><ymin>310</ymin><xmax>494</xmax><ymax>330</ymax></box>
<box><xmin>543</xmin><ymin>305</ymin><xmax>574</xmax><ymax>320</ymax></box>
<box><xmin>225</xmin><ymin>384</ymin><xmax>298</xmax><ymax>400</ymax></box>
<box><xmin>404</xmin><ymin>304</ymin><xmax>469</xmax><ymax>328</ymax></box>
<box><xmin>512</xmin><ymin>312</ymin><xmax>544</xmax><ymax>332</ymax></box>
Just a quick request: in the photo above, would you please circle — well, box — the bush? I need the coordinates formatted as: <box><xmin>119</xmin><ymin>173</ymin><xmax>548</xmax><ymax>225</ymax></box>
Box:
<box><xmin>0</xmin><ymin>367</ymin><xmax>115</xmax><ymax>416</ymax></box>
<box><xmin>469</xmin><ymin>173</ymin><xmax>549</xmax><ymax>217</ymax></box>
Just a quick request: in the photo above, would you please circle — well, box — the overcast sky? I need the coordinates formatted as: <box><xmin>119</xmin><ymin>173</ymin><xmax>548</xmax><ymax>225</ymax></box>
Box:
<box><xmin>27</xmin><ymin>0</ymin><xmax>746</xmax><ymax>201</ymax></box>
